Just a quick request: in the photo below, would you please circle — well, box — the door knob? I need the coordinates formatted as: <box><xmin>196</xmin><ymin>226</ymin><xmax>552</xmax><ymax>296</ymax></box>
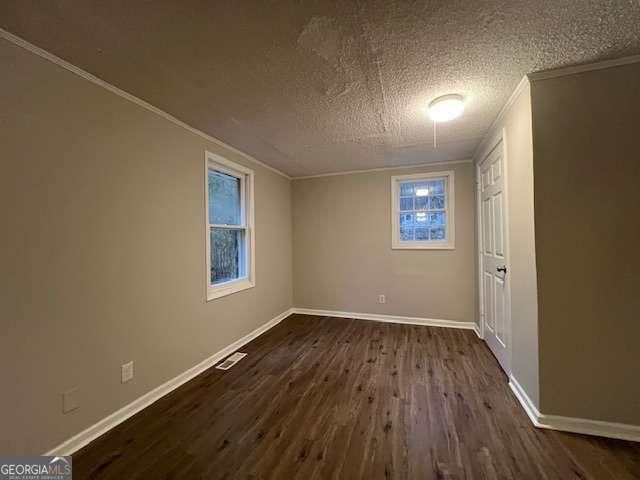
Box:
<box><xmin>497</xmin><ymin>266</ymin><xmax>507</xmax><ymax>274</ymax></box>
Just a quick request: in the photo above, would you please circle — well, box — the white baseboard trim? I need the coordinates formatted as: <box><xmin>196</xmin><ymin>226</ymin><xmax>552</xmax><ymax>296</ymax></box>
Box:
<box><xmin>508</xmin><ymin>374</ymin><xmax>542</xmax><ymax>426</ymax></box>
<box><xmin>292</xmin><ymin>308</ymin><xmax>475</xmax><ymax>330</ymax></box>
<box><xmin>47</xmin><ymin>309</ymin><xmax>637</xmax><ymax>456</ymax></box>
<box><xmin>45</xmin><ymin>308</ymin><xmax>295</xmax><ymax>456</ymax></box>
<box><xmin>473</xmin><ymin>324</ymin><xmax>483</xmax><ymax>339</ymax></box>
<box><xmin>509</xmin><ymin>374</ymin><xmax>640</xmax><ymax>443</ymax></box>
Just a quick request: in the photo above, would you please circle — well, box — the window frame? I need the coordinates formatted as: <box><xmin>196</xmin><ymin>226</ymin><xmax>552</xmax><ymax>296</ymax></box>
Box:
<box><xmin>205</xmin><ymin>151</ymin><xmax>255</xmax><ymax>301</ymax></box>
<box><xmin>391</xmin><ymin>170</ymin><xmax>455</xmax><ymax>250</ymax></box>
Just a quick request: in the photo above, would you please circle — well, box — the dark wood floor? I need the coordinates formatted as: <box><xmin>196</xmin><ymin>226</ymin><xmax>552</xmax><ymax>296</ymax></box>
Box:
<box><xmin>73</xmin><ymin>314</ymin><xmax>640</xmax><ymax>479</ymax></box>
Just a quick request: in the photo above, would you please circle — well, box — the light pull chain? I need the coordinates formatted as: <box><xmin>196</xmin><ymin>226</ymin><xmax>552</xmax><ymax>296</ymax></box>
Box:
<box><xmin>433</xmin><ymin>120</ymin><xmax>437</xmax><ymax>148</ymax></box>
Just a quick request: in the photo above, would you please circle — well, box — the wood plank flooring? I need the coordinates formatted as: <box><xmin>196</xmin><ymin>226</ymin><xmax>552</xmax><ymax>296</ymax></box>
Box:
<box><xmin>73</xmin><ymin>314</ymin><xmax>640</xmax><ymax>479</ymax></box>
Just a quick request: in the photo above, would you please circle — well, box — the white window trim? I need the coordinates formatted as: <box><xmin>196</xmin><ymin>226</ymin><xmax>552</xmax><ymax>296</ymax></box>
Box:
<box><xmin>391</xmin><ymin>170</ymin><xmax>455</xmax><ymax>250</ymax></box>
<box><xmin>205</xmin><ymin>151</ymin><xmax>255</xmax><ymax>301</ymax></box>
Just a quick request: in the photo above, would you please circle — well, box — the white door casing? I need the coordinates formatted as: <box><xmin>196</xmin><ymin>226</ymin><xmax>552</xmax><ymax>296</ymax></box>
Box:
<box><xmin>478</xmin><ymin>138</ymin><xmax>511</xmax><ymax>373</ymax></box>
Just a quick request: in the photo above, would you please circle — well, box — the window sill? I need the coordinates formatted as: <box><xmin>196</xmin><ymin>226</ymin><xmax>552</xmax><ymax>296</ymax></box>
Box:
<box><xmin>392</xmin><ymin>242</ymin><xmax>455</xmax><ymax>250</ymax></box>
<box><xmin>207</xmin><ymin>278</ymin><xmax>255</xmax><ymax>301</ymax></box>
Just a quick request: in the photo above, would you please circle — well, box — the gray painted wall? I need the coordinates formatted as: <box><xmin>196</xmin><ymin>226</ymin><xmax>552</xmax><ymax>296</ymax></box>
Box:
<box><xmin>531</xmin><ymin>63</ymin><xmax>640</xmax><ymax>424</ymax></box>
<box><xmin>0</xmin><ymin>39</ymin><xmax>293</xmax><ymax>454</ymax></box>
<box><xmin>474</xmin><ymin>81</ymin><xmax>540</xmax><ymax>407</ymax></box>
<box><xmin>292</xmin><ymin>162</ymin><xmax>476</xmax><ymax>323</ymax></box>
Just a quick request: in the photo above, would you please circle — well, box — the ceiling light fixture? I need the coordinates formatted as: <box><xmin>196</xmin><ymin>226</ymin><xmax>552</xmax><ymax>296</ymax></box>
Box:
<box><xmin>428</xmin><ymin>94</ymin><xmax>465</xmax><ymax>122</ymax></box>
<box><xmin>427</xmin><ymin>93</ymin><xmax>465</xmax><ymax>149</ymax></box>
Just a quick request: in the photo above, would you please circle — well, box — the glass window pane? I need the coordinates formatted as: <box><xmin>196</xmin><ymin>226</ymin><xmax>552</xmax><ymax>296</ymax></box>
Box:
<box><xmin>400</xmin><ymin>197</ymin><xmax>413</xmax><ymax>211</ymax></box>
<box><xmin>394</xmin><ymin>175</ymin><xmax>450</xmax><ymax>245</ymax></box>
<box><xmin>415</xmin><ymin>196</ymin><xmax>428</xmax><ymax>210</ymax></box>
<box><xmin>428</xmin><ymin>212</ymin><xmax>445</xmax><ymax>226</ymax></box>
<box><xmin>400</xmin><ymin>226</ymin><xmax>414</xmax><ymax>241</ymax></box>
<box><xmin>429</xmin><ymin>227</ymin><xmax>446</xmax><ymax>240</ymax></box>
<box><xmin>428</xmin><ymin>180</ymin><xmax>445</xmax><ymax>194</ymax></box>
<box><xmin>210</xmin><ymin>228</ymin><xmax>245</xmax><ymax>284</ymax></box>
<box><xmin>430</xmin><ymin>195</ymin><xmax>445</xmax><ymax>210</ymax></box>
<box><xmin>415</xmin><ymin>227</ymin><xmax>429</xmax><ymax>240</ymax></box>
<box><xmin>400</xmin><ymin>213</ymin><xmax>414</xmax><ymax>227</ymax></box>
<box><xmin>209</xmin><ymin>170</ymin><xmax>241</xmax><ymax>225</ymax></box>
<box><xmin>414</xmin><ymin>182</ymin><xmax>429</xmax><ymax>197</ymax></box>
<box><xmin>400</xmin><ymin>182</ymin><xmax>414</xmax><ymax>196</ymax></box>
<box><xmin>415</xmin><ymin>212</ymin><xmax>428</xmax><ymax>224</ymax></box>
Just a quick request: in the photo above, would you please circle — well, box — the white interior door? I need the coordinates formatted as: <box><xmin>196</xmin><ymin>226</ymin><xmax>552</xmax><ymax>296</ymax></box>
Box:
<box><xmin>479</xmin><ymin>142</ymin><xmax>510</xmax><ymax>373</ymax></box>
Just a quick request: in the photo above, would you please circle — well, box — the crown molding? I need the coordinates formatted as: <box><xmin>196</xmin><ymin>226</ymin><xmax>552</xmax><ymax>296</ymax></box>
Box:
<box><xmin>473</xmin><ymin>54</ymin><xmax>640</xmax><ymax>164</ymax></box>
<box><xmin>528</xmin><ymin>54</ymin><xmax>640</xmax><ymax>82</ymax></box>
<box><xmin>472</xmin><ymin>75</ymin><xmax>530</xmax><ymax>163</ymax></box>
<box><xmin>9</xmin><ymin>23</ymin><xmax>636</xmax><ymax>183</ymax></box>
<box><xmin>0</xmin><ymin>28</ymin><xmax>291</xmax><ymax>180</ymax></box>
<box><xmin>292</xmin><ymin>158</ymin><xmax>473</xmax><ymax>180</ymax></box>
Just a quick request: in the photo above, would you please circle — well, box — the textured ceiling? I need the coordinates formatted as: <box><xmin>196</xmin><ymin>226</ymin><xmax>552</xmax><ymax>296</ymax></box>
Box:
<box><xmin>2</xmin><ymin>1</ymin><xmax>640</xmax><ymax>177</ymax></box>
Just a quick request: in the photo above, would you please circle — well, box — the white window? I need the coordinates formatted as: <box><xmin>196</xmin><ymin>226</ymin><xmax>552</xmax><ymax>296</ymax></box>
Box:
<box><xmin>391</xmin><ymin>171</ymin><xmax>455</xmax><ymax>249</ymax></box>
<box><xmin>205</xmin><ymin>152</ymin><xmax>255</xmax><ymax>300</ymax></box>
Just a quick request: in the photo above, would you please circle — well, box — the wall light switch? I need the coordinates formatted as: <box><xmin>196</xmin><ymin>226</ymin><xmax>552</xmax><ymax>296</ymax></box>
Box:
<box><xmin>378</xmin><ymin>294</ymin><xmax>386</xmax><ymax>304</ymax></box>
<box><xmin>62</xmin><ymin>388</ymin><xmax>79</xmax><ymax>414</ymax></box>
<box><xmin>121</xmin><ymin>361</ymin><xmax>134</xmax><ymax>383</ymax></box>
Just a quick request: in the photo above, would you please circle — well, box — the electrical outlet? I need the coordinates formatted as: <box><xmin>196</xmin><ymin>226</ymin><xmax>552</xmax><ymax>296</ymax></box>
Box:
<box><xmin>121</xmin><ymin>361</ymin><xmax>134</xmax><ymax>383</ymax></box>
<box><xmin>378</xmin><ymin>294</ymin><xmax>386</xmax><ymax>304</ymax></box>
<box><xmin>62</xmin><ymin>388</ymin><xmax>79</xmax><ymax>414</ymax></box>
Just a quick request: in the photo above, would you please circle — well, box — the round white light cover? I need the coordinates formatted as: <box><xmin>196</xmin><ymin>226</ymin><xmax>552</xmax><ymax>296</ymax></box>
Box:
<box><xmin>428</xmin><ymin>94</ymin><xmax>465</xmax><ymax>122</ymax></box>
